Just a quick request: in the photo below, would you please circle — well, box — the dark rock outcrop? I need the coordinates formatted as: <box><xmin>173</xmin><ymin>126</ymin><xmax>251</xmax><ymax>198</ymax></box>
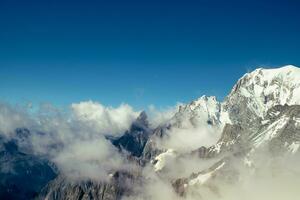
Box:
<box><xmin>112</xmin><ymin>111</ymin><xmax>152</xmax><ymax>157</ymax></box>
<box><xmin>0</xmin><ymin>132</ymin><xmax>56</xmax><ymax>200</ymax></box>
<box><xmin>37</xmin><ymin>171</ymin><xmax>141</xmax><ymax>200</ymax></box>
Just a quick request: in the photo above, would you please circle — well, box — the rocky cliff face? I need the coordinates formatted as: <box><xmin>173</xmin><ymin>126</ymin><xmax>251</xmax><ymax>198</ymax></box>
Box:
<box><xmin>111</xmin><ymin>111</ymin><xmax>152</xmax><ymax>158</ymax></box>
<box><xmin>37</xmin><ymin>171</ymin><xmax>141</xmax><ymax>200</ymax></box>
<box><xmin>251</xmin><ymin>104</ymin><xmax>300</xmax><ymax>153</ymax></box>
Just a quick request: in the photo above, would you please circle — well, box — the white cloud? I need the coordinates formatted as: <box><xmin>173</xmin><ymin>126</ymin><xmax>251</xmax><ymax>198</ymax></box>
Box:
<box><xmin>0</xmin><ymin>102</ymin><xmax>34</xmax><ymax>137</ymax></box>
<box><xmin>126</xmin><ymin>149</ymin><xmax>300</xmax><ymax>200</ymax></box>
<box><xmin>147</xmin><ymin>103</ymin><xmax>182</xmax><ymax>128</ymax></box>
<box><xmin>31</xmin><ymin>101</ymin><xmax>140</xmax><ymax>180</ymax></box>
<box><xmin>0</xmin><ymin>101</ymin><xmax>140</xmax><ymax>181</ymax></box>
<box><xmin>156</xmin><ymin>120</ymin><xmax>222</xmax><ymax>154</ymax></box>
<box><xmin>71</xmin><ymin>101</ymin><xmax>139</xmax><ymax>136</ymax></box>
<box><xmin>53</xmin><ymin>138</ymin><xmax>124</xmax><ymax>181</ymax></box>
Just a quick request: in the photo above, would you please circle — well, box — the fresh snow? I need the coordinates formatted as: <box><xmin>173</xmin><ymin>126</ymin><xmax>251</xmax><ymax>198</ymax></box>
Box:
<box><xmin>293</xmin><ymin>117</ymin><xmax>300</xmax><ymax>127</ymax></box>
<box><xmin>252</xmin><ymin>115</ymin><xmax>289</xmax><ymax>147</ymax></box>
<box><xmin>188</xmin><ymin>162</ymin><xmax>225</xmax><ymax>186</ymax></box>
<box><xmin>188</xmin><ymin>172</ymin><xmax>212</xmax><ymax>185</ymax></box>
<box><xmin>243</xmin><ymin>157</ymin><xmax>253</xmax><ymax>167</ymax></box>
<box><xmin>261</xmin><ymin>119</ymin><xmax>270</xmax><ymax>125</ymax></box>
<box><xmin>153</xmin><ymin>149</ymin><xmax>176</xmax><ymax>171</ymax></box>
<box><xmin>288</xmin><ymin>142</ymin><xmax>300</xmax><ymax>153</ymax></box>
<box><xmin>175</xmin><ymin>95</ymin><xmax>231</xmax><ymax>129</ymax></box>
<box><xmin>227</xmin><ymin>65</ymin><xmax>300</xmax><ymax>118</ymax></box>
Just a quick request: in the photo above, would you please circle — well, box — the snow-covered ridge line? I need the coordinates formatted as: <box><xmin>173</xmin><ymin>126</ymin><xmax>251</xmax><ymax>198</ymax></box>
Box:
<box><xmin>174</xmin><ymin>65</ymin><xmax>300</xmax><ymax>127</ymax></box>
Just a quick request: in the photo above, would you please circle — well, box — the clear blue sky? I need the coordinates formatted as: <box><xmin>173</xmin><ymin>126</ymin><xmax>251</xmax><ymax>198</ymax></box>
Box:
<box><xmin>0</xmin><ymin>0</ymin><xmax>299</xmax><ymax>109</ymax></box>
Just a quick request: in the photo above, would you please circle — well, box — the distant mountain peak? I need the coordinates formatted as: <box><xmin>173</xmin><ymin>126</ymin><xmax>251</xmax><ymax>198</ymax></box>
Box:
<box><xmin>136</xmin><ymin>111</ymin><xmax>149</xmax><ymax>127</ymax></box>
<box><xmin>111</xmin><ymin>111</ymin><xmax>152</xmax><ymax>158</ymax></box>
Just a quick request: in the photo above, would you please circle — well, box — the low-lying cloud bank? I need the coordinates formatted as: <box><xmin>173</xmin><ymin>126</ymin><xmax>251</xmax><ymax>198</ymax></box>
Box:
<box><xmin>1</xmin><ymin>100</ymin><xmax>300</xmax><ymax>200</ymax></box>
<box><xmin>156</xmin><ymin>124</ymin><xmax>222</xmax><ymax>154</ymax></box>
<box><xmin>0</xmin><ymin>101</ymin><xmax>142</xmax><ymax>181</ymax></box>
<box><xmin>0</xmin><ymin>102</ymin><xmax>34</xmax><ymax>136</ymax></box>
<box><xmin>127</xmin><ymin>151</ymin><xmax>300</xmax><ymax>200</ymax></box>
<box><xmin>0</xmin><ymin>100</ymin><xmax>183</xmax><ymax>182</ymax></box>
<box><xmin>53</xmin><ymin>138</ymin><xmax>124</xmax><ymax>181</ymax></box>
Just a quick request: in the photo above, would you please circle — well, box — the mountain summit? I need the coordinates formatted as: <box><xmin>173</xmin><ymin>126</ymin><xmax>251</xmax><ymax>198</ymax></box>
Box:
<box><xmin>225</xmin><ymin>65</ymin><xmax>300</xmax><ymax>123</ymax></box>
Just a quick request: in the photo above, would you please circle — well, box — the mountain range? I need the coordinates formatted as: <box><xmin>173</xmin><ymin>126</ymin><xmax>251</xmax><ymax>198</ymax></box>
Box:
<box><xmin>1</xmin><ymin>65</ymin><xmax>300</xmax><ymax>200</ymax></box>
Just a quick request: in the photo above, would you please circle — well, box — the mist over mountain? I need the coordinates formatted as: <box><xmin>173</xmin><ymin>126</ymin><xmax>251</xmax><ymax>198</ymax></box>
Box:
<box><xmin>1</xmin><ymin>65</ymin><xmax>300</xmax><ymax>200</ymax></box>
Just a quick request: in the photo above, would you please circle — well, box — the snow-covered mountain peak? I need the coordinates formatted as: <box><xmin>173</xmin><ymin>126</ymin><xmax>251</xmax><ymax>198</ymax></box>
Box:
<box><xmin>188</xmin><ymin>95</ymin><xmax>218</xmax><ymax>111</ymax></box>
<box><xmin>153</xmin><ymin>96</ymin><xmax>231</xmax><ymax>140</ymax></box>
<box><xmin>226</xmin><ymin>65</ymin><xmax>300</xmax><ymax>120</ymax></box>
<box><xmin>173</xmin><ymin>95</ymin><xmax>229</xmax><ymax>127</ymax></box>
<box><xmin>240</xmin><ymin>65</ymin><xmax>299</xmax><ymax>79</ymax></box>
<box><xmin>247</xmin><ymin>65</ymin><xmax>300</xmax><ymax>83</ymax></box>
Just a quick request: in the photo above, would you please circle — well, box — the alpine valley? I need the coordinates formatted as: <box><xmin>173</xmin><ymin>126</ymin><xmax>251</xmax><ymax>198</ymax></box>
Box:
<box><xmin>1</xmin><ymin>65</ymin><xmax>300</xmax><ymax>200</ymax></box>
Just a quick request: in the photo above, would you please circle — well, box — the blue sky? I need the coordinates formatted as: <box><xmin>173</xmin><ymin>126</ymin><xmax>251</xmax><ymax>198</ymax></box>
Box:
<box><xmin>0</xmin><ymin>0</ymin><xmax>300</xmax><ymax>109</ymax></box>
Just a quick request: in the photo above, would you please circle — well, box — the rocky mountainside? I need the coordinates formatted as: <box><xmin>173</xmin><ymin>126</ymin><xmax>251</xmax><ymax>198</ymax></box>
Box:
<box><xmin>0</xmin><ymin>130</ymin><xmax>56</xmax><ymax>200</ymax></box>
<box><xmin>172</xmin><ymin>104</ymin><xmax>300</xmax><ymax>196</ymax></box>
<box><xmin>131</xmin><ymin>65</ymin><xmax>300</xmax><ymax>198</ymax></box>
<box><xmin>147</xmin><ymin>65</ymin><xmax>300</xmax><ymax>167</ymax></box>
<box><xmin>111</xmin><ymin>111</ymin><xmax>152</xmax><ymax>157</ymax></box>
<box><xmin>251</xmin><ymin>104</ymin><xmax>300</xmax><ymax>153</ymax></box>
<box><xmin>37</xmin><ymin>171</ymin><xmax>141</xmax><ymax>200</ymax></box>
<box><xmin>1</xmin><ymin>65</ymin><xmax>300</xmax><ymax>200</ymax></box>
